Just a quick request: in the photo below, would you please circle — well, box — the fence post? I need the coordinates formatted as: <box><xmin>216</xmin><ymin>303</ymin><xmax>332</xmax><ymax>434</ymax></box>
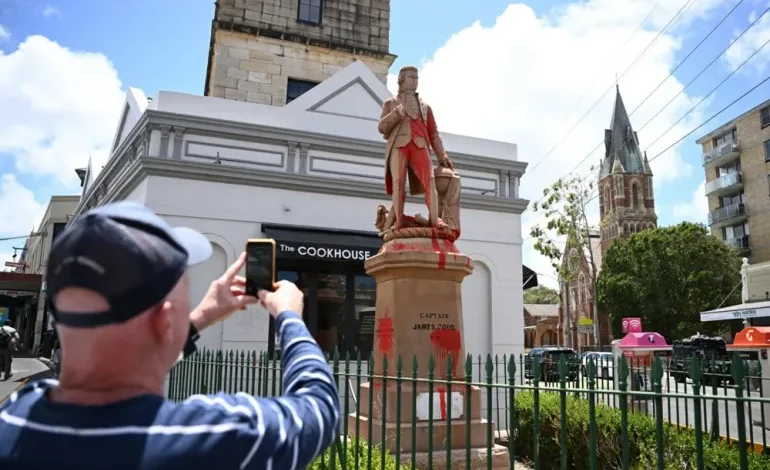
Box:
<box><xmin>732</xmin><ymin>353</ymin><xmax>749</xmax><ymax>470</ymax></box>
<box><xmin>690</xmin><ymin>356</ymin><xmax>704</xmax><ymax>470</ymax></box>
<box><xmin>618</xmin><ymin>356</ymin><xmax>629</xmax><ymax>470</ymax></box>
<box><xmin>508</xmin><ymin>355</ymin><xmax>516</xmax><ymax>470</ymax></box>
<box><xmin>532</xmin><ymin>359</ymin><xmax>541</xmax><ymax>470</ymax></box>
<box><xmin>587</xmin><ymin>358</ymin><xmax>597</xmax><ymax>470</ymax></box>
<box><xmin>652</xmin><ymin>357</ymin><xmax>664</xmax><ymax>470</ymax></box>
<box><xmin>558</xmin><ymin>357</ymin><xmax>568</xmax><ymax>470</ymax></box>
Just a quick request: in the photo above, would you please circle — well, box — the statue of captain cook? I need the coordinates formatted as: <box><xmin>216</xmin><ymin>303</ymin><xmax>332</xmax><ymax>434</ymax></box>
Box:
<box><xmin>377</xmin><ymin>65</ymin><xmax>454</xmax><ymax>232</ymax></box>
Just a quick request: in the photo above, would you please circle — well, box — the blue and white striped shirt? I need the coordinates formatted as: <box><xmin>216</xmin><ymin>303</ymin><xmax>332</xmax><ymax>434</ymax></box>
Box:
<box><xmin>0</xmin><ymin>311</ymin><xmax>340</xmax><ymax>470</ymax></box>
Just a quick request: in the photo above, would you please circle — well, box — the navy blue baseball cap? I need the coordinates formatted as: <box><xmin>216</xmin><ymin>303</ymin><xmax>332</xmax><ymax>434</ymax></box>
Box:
<box><xmin>46</xmin><ymin>201</ymin><xmax>212</xmax><ymax>328</ymax></box>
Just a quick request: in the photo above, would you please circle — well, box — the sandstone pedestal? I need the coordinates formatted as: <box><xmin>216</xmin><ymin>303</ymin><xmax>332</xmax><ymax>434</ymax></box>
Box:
<box><xmin>348</xmin><ymin>237</ymin><xmax>509</xmax><ymax>469</ymax></box>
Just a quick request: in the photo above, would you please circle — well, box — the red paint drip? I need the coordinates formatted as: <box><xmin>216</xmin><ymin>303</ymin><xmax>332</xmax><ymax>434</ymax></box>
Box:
<box><xmin>430</xmin><ymin>330</ymin><xmax>461</xmax><ymax>377</ymax></box>
<box><xmin>438</xmin><ymin>388</ymin><xmax>448</xmax><ymax>420</ymax></box>
<box><xmin>431</xmin><ymin>238</ymin><xmax>447</xmax><ymax>269</ymax></box>
<box><xmin>376</xmin><ymin>310</ymin><xmax>394</xmax><ymax>356</ymax></box>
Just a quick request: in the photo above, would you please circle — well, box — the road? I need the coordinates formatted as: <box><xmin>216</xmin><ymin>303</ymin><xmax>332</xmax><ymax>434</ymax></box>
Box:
<box><xmin>0</xmin><ymin>357</ymin><xmax>53</xmax><ymax>402</ymax></box>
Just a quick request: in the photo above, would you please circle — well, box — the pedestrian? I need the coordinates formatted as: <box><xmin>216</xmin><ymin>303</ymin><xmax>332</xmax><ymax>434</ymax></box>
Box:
<box><xmin>0</xmin><ymin>320</ymin><xmax>19</xmax><ymax>381</ymax></box>
<box><xmin>0</xmin><ymin>202</ymin><xmax>340</xmax><ymax>469</ymax></box>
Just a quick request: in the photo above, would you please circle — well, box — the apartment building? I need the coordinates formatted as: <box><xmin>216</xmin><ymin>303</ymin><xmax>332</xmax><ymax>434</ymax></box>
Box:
<box><xmin>697</xmin><ymin>98</ymin><xmax>770</xmax><ymax>263</ymax></box>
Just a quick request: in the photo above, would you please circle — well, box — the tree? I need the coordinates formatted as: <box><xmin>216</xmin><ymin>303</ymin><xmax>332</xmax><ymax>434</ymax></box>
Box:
<box><xmin>597</xmin><ymin>222</ymin><xmax>741</xmax><ymax>340</ymax></box>
<box><xmin>524</xmin><ymin>285</ymin><xmax>559</xmax><ymax>304</ymax></box>
<box><xmin>530</xmin><ymin>175</ymin><xmax>600</xmax><ymax>343</ymax></box>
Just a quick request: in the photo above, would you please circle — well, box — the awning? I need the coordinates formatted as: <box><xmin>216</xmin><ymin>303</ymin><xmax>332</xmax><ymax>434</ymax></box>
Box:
<box><xmin>523</xmin><ymin>265</ymin><xmax>539</xmax><ymax>290</ymax></box>
<box><xmin>262</xmin><ymin>225</ymin><xmax>382</xmax><ymax>263</ymax></box>
<box><xmin>700</xmin><ymin>300</ymin><xmax>770</xmax><ymax>322</ymax></box>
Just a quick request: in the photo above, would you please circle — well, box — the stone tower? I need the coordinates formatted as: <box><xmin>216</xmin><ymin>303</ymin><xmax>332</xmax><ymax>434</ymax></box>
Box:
<box><xmin>598</xmin><ymin>86</ymin><xmax>658</xmax><ymax>254</ymax></box>
<box><xmin>205</xmin><ymin>0</ymin><xmax>397</xmax><ymax>106</ymax></box>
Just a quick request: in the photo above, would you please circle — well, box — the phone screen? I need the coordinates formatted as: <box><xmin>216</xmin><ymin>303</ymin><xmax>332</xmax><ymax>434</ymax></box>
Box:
<box><xmin>246</xmin><ymin>241</ymin><xmax>275</xmax><ymax>296</ymax></box>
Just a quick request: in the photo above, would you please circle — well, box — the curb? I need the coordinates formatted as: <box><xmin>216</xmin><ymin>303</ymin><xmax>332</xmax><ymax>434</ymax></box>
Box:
<box><xmin>0</xmin><ymin>379</ymin><xmax>29</xmax><ymax>405</ymax></box>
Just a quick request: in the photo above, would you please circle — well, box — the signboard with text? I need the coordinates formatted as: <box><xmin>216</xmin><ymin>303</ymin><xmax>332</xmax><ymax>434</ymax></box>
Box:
<box><xmin>701</xmin><ymin>306</ymin><xmax>770</xmax><ymax>322</ymax></box>
<box><xmin>277</xmin><ymin>242</ymin><xmax>375</xmax><ymax>262</ymax></box>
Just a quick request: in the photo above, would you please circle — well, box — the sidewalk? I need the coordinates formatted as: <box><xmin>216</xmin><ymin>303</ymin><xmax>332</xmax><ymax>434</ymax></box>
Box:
<box><xmin>0</xmin><ymin>357</ymin><xmax>54</xmax><ymax>402</ymax></box>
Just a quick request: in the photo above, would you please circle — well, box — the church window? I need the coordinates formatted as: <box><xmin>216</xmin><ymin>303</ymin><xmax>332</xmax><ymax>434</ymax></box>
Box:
<box><xmin>286</xmin><ymin>78</ymin><xmax>319</xmax><ymax>103</ymax></box>
<box><xmin>298</xmin><ymin>0</ymin><xmax>323</xmax><ymax>24</ymax></box>
<box><xmin>631</xmin><ymin>183</ymin><xmax>639</xmax><ymax>209</ymax></box>
<box><xmin>646</xmin><ymin>176</ymin><xmax>653</xmax><ymax>199</ymax></box>
<box><xmin>623</xmin><ymin>223</ymin><xmax>629</xmax><ymax>235</ymax></box>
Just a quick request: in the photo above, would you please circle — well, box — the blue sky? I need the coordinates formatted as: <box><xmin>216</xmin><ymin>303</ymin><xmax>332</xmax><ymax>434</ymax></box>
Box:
<box><xmin>0</xmin><ymin>0</ymin><xmax>769</xmax><ymax>280</ymax></box>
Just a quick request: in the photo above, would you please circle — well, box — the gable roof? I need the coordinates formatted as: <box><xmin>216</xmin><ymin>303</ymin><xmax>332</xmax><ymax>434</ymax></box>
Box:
<box><xmin>110</xmin><ymin>87</ymin><xmax>149</xmax><ymax>156</ymax></box>
<box><xmin>284</xmin><ymin>60</ymin><xmax>390</xmax><ymax>121</ymax></box>
<box><xmin>524</xmin><ymin>304</ymin><xmax>559</xmax><ymax>318</ymax></box>
<box><xmin>601</xmin><ymin>86</ymin><xmax>645</xmax><ymax>177</ymax></box>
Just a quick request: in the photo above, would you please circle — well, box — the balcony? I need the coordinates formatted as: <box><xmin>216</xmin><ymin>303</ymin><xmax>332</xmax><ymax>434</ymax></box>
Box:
<box><xmin>703</xmin><ymin>140</ymin><xmax>740</xmax><ymax>167</ymax></box>
<box><xmin>709</xmin><ymin>202</ymin><xmax>747</xmax><ymax>228</ymax></box>
<box><xmin>725</xmin><ymin>235</ymin><xmax>751</xmax><ymax>254</ymax></box>
<box><xmin>705</xmin><ymin>172</ymin><xmax>743</xmax><ymax>197</ymax></box>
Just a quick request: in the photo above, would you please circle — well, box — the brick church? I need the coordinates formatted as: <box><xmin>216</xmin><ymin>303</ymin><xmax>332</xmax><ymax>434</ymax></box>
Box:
<box><xmin>557</xmin><ymin>86</ymin><xmax>658</xmax><ymax>350</ymax></box>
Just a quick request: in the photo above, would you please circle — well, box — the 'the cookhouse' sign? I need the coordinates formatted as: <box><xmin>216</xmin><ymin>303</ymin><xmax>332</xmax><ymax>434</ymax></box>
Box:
<box><xmin>263</xmin><ymin>225</ymin><xmax>382</xmax><ymax>263</ymax></box>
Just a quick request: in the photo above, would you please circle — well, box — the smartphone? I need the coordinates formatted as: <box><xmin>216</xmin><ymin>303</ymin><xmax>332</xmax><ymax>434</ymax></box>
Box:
<box><xmin>245</xmin><ymin>239</ymin><xmax>276</xmax><ymax>296</ymax></box>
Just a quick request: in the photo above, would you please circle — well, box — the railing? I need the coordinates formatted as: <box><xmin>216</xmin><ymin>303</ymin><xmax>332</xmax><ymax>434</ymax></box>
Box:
<box><xmin>727</xmin><ymin>235</ymin><xmax>751</xmax><ymax>251</ymax></box>
<box><xmin>703</xmin><ymin>140</ymin><xmax>740</xmax><ymax>166</ymax></box>
<box><xmin>168</xmin><ymin>351</ymin><xmax>770</xmax><ymax>469</ymax></box>
<box><xmin>709</xmin><ymin>202</ymin><xmax>746</xmax><ymax>226</ymax></box>
<box><xmin>705</xmin><ymin>172</ymin><xmax>742</xmax><ymax>195</ymax></box>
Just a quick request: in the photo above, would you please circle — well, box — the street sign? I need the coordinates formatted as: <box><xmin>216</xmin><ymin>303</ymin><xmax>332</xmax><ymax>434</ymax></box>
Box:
<box><xmin>578</xmin><ymin>317</ymin><xmax>594</xmax><ymax>334</ymax></box>
<box><xmin>4</xmin><ymin>261</ymin><xmax>25</xmax><ymax>268</ymax></box>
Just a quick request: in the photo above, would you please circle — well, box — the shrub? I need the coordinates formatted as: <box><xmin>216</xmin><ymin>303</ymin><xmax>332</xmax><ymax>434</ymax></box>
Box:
<box><xmin>513</xmin><ymin>391</ymin><xmax>770</xmax><ymax>470</ymax></box>
<box><xmin>309</xmin><ymin>437</ymin><xmax>397</xmax><ymax>470</ymax></box>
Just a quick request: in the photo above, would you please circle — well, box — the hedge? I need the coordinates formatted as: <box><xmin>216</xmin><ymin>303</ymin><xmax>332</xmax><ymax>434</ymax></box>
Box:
<box><xmin>513</xmin><ymin>391</ymin><xmax>770</xmax><ymax>470</ymax></box>
<box><xmin>309</xmin><ymin>437</ymin><xmax>397</xmax><ymax>470</ymax></box>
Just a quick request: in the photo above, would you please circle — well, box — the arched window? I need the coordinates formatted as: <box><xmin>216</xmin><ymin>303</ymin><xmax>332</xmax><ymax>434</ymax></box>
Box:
<box><xmin>632</xmin><ymin>183</ymin><xmax>639</xmax><ymax>209</ymax></box>
<box><xmin>578</xmin><ymin>273</ymin><xmax>586</xmax><ymax>304</ymax></box>
<box><xmin>623</xmin><ymin>223</ymin><xmax>629</xmax><ymax>235</ymax></box>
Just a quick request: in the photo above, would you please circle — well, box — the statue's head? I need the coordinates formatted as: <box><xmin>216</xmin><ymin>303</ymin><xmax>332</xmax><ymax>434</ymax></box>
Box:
<box><xmin>397</xmin><ymin>66</ymin><xmax>419</xmax><ymax>93</ymax></box>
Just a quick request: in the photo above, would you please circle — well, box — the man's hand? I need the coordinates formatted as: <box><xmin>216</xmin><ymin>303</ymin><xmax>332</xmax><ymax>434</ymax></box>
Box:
<box><xmin>440</xmin><ymin>153</ymin><xmax>454</xmax><ymax>170</ymax></box>
<box><xmin>189</xmin><ymin>252</ymin><xmax>258</xmax><ymax>331</ymax></box>
<box><xmin>258</xmin><ymin>280</ymin><xmax>304</xmax><ymax>318</ymax></box>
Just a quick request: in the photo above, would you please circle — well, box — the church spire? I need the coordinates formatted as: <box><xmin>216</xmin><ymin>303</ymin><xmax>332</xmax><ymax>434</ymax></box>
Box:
<box><xmin>601</xmin><ymin>86</ymin><xmax>645</xmax><ymax>177</ymax></box>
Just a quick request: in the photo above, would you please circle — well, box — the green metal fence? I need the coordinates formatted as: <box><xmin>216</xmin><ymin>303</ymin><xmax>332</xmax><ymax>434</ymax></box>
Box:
<box><xmin>167</xmin><ymin>350</ymin><xmax>770</xmax><ymax>469</ymax></box>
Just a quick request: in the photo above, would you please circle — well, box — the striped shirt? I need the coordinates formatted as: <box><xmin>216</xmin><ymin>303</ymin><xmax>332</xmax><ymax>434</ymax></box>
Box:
<box><xmin>0</xmin><ymin>311</ymin><xmax>340</xmax><ymax>470</ymax></box>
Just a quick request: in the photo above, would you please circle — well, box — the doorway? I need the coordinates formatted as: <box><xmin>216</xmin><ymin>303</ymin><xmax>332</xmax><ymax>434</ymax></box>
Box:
<box><xmin>268</xmin><ymin>260</ymin><xmax>377</xmax><ymax>359</ymax></box>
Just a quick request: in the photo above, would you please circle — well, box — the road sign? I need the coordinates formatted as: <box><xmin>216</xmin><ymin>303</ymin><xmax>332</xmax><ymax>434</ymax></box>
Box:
<box><xmin>4</xmin><ymin>261</ymin><xmax>25</xmax><ymax>268</ymax></box>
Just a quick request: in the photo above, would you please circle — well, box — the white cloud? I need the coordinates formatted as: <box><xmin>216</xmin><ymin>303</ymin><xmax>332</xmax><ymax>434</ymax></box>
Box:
<box><xmin>0</xmin><ymin>25</ymin><xmax>9</xmax><ymax>42</ymax></box>
<box><xmin>41</xmin><ymin>5</ymin><xmax>60</xmax><ymax>18</ymax></box>
<box><xmin>0</xmin><ymin>174</ymin><xmax>45</xmax><ymax>237</ymax></box>
<box><xmin>0</xmin><ymin>35</ymin><xmax>124</xmax><ymax>187</ymax></box>
<box><xmin>672</xmin><ymin>179</ymin><xmax>709</xmax><ymax>223</ymax></box>
<box><xmin>724</xmin><ymin>7</ymin><xmax>770</xmax><ymax>75</ymax></box>
<box><xmin>392</xmin><ymin>0</ymin><xmax>723</xmax><ymax>283</ymax></box>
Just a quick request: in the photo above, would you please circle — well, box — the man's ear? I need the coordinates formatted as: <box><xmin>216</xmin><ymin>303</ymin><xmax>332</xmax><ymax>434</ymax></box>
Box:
<box><xmin>148</xmin><ymin>301</ymin><xmax>174</xmax><ymax>344</ymax></box>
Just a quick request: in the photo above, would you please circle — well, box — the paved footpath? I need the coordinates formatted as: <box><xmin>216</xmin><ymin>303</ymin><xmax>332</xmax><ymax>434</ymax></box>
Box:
<box><xmin>0</xmin><ymin>357</ymin><xmax>53</xmax><ymax>402</ymax></box>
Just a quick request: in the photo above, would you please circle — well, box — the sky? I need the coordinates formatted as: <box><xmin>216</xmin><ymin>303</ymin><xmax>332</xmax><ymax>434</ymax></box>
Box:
<box><xmin>0</xmin><ymin>0</ymin><xmax>769</xmax><ymax>285</ymax></box>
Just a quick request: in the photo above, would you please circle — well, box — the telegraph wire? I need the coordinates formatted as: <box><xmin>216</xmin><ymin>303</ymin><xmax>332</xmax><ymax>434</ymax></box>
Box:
<box><xmin>0</xmin><ymin>233</ymin><xmax>43</xmax><ymax>243</ymax></box>
<box><xmin>523</xmin><ymin>7</ymin><xmax>770</xmax><ymax>223</ymax></box>
<box><xmin>561</xmin><ymin>1</ymin><xmax>767</xmax><ymax>185</ymax></box>
<box><xmin>523</xmin><ymin>0</ymin><xmax>699</xmax><ymax>178</ymax></box>
<box><xmin>524</xmin><ymin>75</ymin><xmax>770</xmax><ymax>244</ymax></box>
<box><xmin>540</xmin><ymin>0</ymin><xmax>665</xmax><ymax>149</ymax></box>
<box><xmin>630</xmin><ymin>0</ymin><xmax>747</xmax><ymax>117</ymax></box>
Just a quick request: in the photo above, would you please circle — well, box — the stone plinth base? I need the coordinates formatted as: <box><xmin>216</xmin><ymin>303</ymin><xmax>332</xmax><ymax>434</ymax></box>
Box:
<box><xmin>400</xmin><ymin>445</ymin><xmax>511</xmax><ymax>470</ymax></box>
<box><xmin>347</xmin><ymin>413</ymin><xmax>492</xmax><ymax>453</ymax></box>
<box><xmin>356</xmin><ymin>382</ymin><xmax>483</xmax><ymax>422</ymax></box>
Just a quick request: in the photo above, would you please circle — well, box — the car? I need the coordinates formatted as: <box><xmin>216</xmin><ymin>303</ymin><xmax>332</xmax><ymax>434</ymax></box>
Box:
<box><xmin>669</xmin><ymin>334</ymin><xmax>731</xmax><ymax>385</ymax></box>
<box><xmin>581</xmin><ymin>352</ymin><xmax>614</xmax><ymax>379</ymax></box>
<box><xmin>525</xmin><ymin>347</ymin><xmax>580</xmax><ymax>381</ymax></box>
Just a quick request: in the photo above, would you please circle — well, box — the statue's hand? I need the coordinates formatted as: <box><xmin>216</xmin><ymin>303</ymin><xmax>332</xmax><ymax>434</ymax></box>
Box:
<box><xmin>395</xmin><ymin>104</ymin><xmax>406</xmax><ymax>118</ymax></box>
<box><xmin>440</xmin><ymin>154</ymin><xmax>454</xmax><ymax>170</ymax></box>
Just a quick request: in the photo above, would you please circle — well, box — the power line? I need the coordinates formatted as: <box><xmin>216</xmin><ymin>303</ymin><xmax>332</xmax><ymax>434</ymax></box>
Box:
<box><xmin>524</xmin><ymin>0</ymin><xmax>699</xmax><ymax>178</ymax></box>
<box><xmin>523</xmin><ymin>7</ymin><xmax>770</xmax><ymax>221</ymax></box>
<box><xmin>0</xmin><ymin>233</ymin><xmax>44</xmax><ymax>243</ymax></box>
<box><xmin>526</xmin><ymin>73</ymin><xmax>770</xmax><ymax>245</ymax></box>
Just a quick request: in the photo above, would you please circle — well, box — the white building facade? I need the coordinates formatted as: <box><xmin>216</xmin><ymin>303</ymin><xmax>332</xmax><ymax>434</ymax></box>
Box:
<box><xmin>73</xmin><ymin>61</ymin><xmax>532</xmax><ymax>361</ymax></box>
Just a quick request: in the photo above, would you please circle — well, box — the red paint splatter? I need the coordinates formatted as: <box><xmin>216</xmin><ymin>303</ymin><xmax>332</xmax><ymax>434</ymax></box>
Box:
<box><xmin>376</xmin><ymin>310</ymin><xmax>394</xmax><ymax>356</ymax></box>
<box><xmin>430</xmin><ymin>329</ymin><xmax>461</xmax><ymax>377</ymax></box>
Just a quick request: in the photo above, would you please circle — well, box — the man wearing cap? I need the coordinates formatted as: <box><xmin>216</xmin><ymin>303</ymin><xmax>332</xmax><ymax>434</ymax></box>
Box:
<box><xmin>0</xmin><ymin>202</ymin><xmax>340</xmax><ymax>470</ymax></box>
